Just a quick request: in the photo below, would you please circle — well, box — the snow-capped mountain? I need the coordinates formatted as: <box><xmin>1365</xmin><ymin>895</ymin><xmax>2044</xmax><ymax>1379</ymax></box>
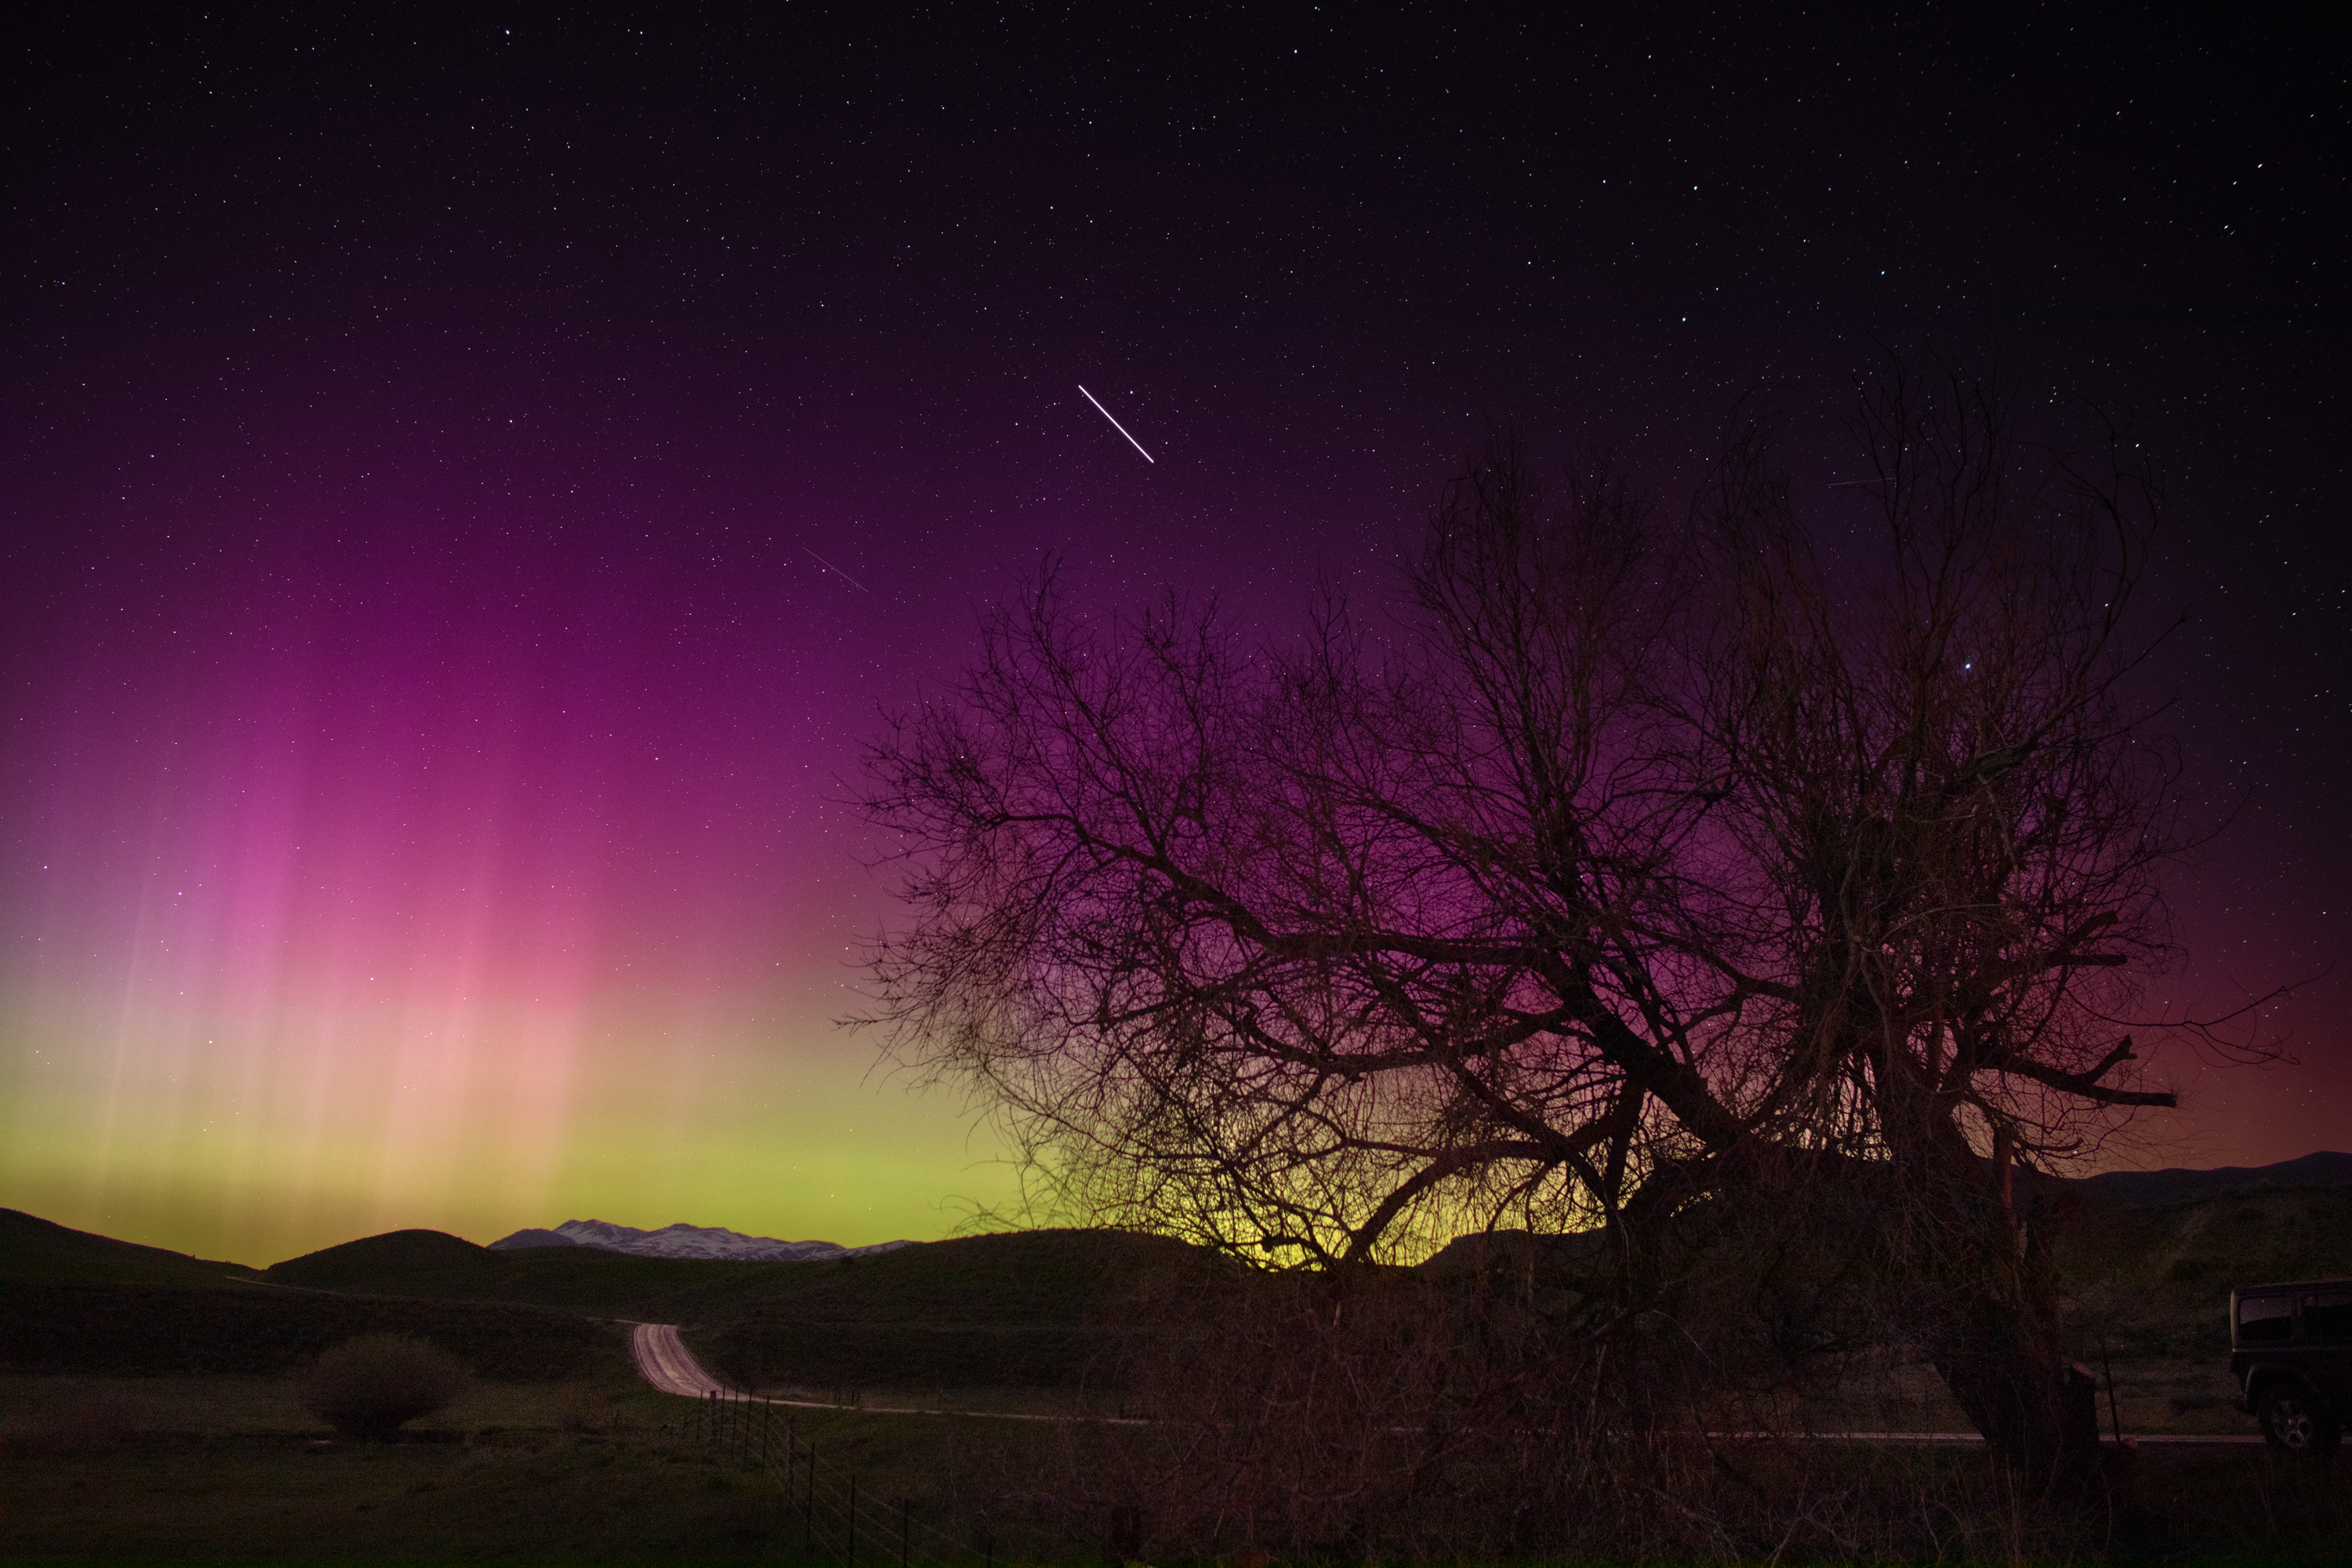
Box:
<box><xmin>486</xmin><ymin>1218</ymin><xmax>916</xmax><ymax>1261</ymax></box>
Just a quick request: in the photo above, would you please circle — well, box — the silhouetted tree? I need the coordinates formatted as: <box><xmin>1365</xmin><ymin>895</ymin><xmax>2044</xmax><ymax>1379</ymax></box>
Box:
<box><xmin>857</xmin><ymin>363</ymin><xmax>2257</xmax><ymax>1483</ymax></box>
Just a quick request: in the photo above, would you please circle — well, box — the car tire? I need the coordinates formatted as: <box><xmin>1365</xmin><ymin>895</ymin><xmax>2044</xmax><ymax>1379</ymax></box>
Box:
<box><xmin>2257</xmin><ymin>1385</ymin><xmax>2343</xmax><ymax>1454</ymax></box>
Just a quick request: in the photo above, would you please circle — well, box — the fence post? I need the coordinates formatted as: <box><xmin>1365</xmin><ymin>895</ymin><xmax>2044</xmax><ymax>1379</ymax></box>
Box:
<box><xmin>2103</xmin><ymin>1336</ymin><xmax>2124</xmax><ymax>1443</ymax></box>
<box><xmin>805</xmin><ymin>1448</ymin><xmax>815</xmax><ymax>1554</ymax></box>
<box><xmin>899</xmin><ymin>1497</ymin><xmax>909</xmax><ymax>1567</ymax></box>
<box><xmin>848</xmin><ymin>1472</ymin><xmax>857</xmax><ymax>1568</ymax></box>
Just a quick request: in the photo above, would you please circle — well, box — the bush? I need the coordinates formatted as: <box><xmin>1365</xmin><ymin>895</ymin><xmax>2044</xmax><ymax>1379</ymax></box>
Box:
<box><xmin>303</xmin><ymin>1334</ymin><xmax>468</xmax><ymax>1438</ymax></box>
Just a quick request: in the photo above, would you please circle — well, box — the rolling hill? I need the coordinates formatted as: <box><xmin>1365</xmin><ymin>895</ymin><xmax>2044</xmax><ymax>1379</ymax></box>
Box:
<box><xmin>2052</xmin><ymin>1149</ymin><xmax>2352</xmax><ymax>1212</ymax></box>
<box><xmin>262</xmin><ymin>1221</ymin><xmax>1231</xmax><ymax>1391</ymax></box>
<box><xmin>9</xmin><ymin>1150</ymin><xmax>2345</xmax><ymax>1393</ymax></box>
<box><xmin>0</xmin><ymin>1210</ymin><xmax>616</xmax><ymax>1380</ymax></box>
<box><xmin>0</xmin><ymin>1207</ymin><xmax>264</xmax><ymax>1288</ymax></box>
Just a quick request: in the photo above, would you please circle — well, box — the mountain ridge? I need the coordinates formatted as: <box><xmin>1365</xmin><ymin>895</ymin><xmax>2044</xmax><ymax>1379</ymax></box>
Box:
<box><xmin>486</xmin><ymin>1217</ymin><xmax>916</xmax><ymax>1262</ymax></box>
<box><xmin>2066</xmin><ymin>1149</ymin><xmax>2352</xmax><ymax>1209</ymax></box>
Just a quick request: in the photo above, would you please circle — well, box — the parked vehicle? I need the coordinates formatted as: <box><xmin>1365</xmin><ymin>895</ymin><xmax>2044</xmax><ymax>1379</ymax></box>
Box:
<box><xmin>2230</xmin><ymin>1279</ymin><xmax>2352</xmax><ymax>1453</ymax></box>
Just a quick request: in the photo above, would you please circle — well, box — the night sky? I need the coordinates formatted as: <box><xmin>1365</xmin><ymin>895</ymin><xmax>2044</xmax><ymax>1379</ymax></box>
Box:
<box><xmin>5</xmin><ymin>8</ymin><xmax>2343</xmax><ymax>1265</ymax></box>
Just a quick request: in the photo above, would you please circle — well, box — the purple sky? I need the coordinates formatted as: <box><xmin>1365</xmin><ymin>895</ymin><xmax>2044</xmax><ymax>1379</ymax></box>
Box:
<box><xmin>3</xmin><ymin>9</ymin><xmax>2343</xmax><ymax>1261</ymax></box>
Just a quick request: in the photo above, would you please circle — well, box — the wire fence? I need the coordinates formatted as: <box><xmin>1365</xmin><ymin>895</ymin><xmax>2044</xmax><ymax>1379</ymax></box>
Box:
<box><xmin>695</xmin><ymin>1385</ymin><xmax>1001</xmax><ymax>1566</ymax></box>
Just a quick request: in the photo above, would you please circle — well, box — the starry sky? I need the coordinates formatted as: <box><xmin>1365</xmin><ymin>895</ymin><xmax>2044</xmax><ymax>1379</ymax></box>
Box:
<box><xmin>4</xmin><ymin>8</ymin><xmax>2343</xmax><ymax>1265</ymax></box>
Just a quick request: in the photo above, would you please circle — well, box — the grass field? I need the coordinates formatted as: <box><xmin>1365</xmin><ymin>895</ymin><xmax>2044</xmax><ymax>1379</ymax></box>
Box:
<box><xmin>0</xmin><ymin>1359</ymin><xmax>1142</xmax><ymax>1564</ymax></box>
<box><xmin>6</xmin><ymin>1370</ymin><xmax>2351</xmax><ymax>1563</ymax></box>
<box><xmin>2</xmin><ymin>1406</ymin><xmax>790</xmax><ymax>1561</ymax></box>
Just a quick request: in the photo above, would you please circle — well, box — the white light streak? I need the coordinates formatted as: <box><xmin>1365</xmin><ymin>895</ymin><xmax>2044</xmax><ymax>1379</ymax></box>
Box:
<box><xmin>1077</xmin><ymin>384</ymin><xmax>1155</xmax><ymax>463</ymax></box>
<box><xmin>804</xmin><ymin>546</ymin><xmax>870</xmax><ymax>593</ymax></box>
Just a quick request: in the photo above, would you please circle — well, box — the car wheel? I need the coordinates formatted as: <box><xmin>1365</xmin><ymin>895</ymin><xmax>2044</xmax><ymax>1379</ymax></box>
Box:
<box><xmin>2258</xmin><ymin>1386</ymin><xmax>2343</xmax><ymax>1454</ymax></box>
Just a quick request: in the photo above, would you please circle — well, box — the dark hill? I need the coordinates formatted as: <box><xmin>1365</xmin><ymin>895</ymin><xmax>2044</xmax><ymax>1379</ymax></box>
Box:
<box><xmin>2</xmin><ymin>1214</ymin><xmax>615</xmax><ymax>1380</ymax></box>
<box><xmin>263</xmin><ymin>1229</ymin><xmax>742</xmax><ymax>1311</ymax></box>
<box><xmin>690</xmin><ymin>1227</ymin><xmax>1233</xmax><ymax>1392</ymax></box>
<box><xmin>252</xmin><ymin>1222</ymin><xmax>1223</xmax><ymax>1322</ymax></box>
<box><xmin>2</xmin><ymin>1279</ymin><xmax>619</xmax><ymax>1378</ymax></box>
<box><xmin>487</xmin><ymin>1226</ymin><xmax>580</xmax><ymax>1250</ymax></box>
<box><xmin>267</xmin><ymin>1227</ymin><xmax>491</xmax><ymax>1288</ymax></box>
<box><xmin>1406</xmin><ymin>1159</ymin><xmax>2352</xmax><ymax>1292</ymax></box>
<box><xmin>2051</xmin><ymin>1184</ymin><xmax>2352</xmax><ymax>1288</ymax></box>
<box><xmin>706</xmin><ymin>1227</ymin><xmax>1228</xmax><ymax>1328</ymax></box>
<box><xmin>2069</xmin><ymin>1150</ymin><xmax>2352</xmax><ymax>1210</ymax></box>
<box><xmin>0</xmin><ymin>1207</ymin><xmax>262</xmax><ymax>1287</ymax></box>
<box><xmin>1419</xmin><ymin>1229</ymin><xmax>1611</xmax><ymax>1276</ymax></box>
<box><xmin>241</xmin><ymin>1221</ymin><xmax>1229</xmax><ymax>1392</ymax></box>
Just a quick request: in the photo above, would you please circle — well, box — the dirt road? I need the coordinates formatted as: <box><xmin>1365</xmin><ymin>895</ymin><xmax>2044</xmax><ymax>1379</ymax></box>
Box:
<box><xmin>622</xmin><ymin>1322</ymin><xmax>1134</xmax><ymax>1422</ymax></box>
<box><xmin>627</xmin><ymin>1323</ymin><xmax>726</xmax><ymax>1397</ymax></box>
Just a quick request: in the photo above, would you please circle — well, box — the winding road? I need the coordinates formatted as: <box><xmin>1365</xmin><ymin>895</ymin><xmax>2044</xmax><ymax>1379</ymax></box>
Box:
<box><xmin>628</xmin><ymin>1323</ymin><xmax>728</xmax><ymax>1397</ymax></box>
<box><xmin>624</xmin><ymin>1322</ymin><xmax>1127</xmax><ymax>1422</ymax></box>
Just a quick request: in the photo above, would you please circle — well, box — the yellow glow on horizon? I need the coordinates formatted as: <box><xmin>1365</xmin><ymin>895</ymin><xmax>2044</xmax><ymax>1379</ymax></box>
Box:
<box><xmin>0</xmin><ymin>977</ymin><xmax>1018</xmax><ymax>1265</ymax></box>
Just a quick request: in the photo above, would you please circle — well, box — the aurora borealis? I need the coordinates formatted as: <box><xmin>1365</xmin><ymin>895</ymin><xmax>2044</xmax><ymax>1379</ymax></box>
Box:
<box><xmin>5</xmin><ymin>11</ymin><xmax>2343</xmax><ymax>1265</ymax></box>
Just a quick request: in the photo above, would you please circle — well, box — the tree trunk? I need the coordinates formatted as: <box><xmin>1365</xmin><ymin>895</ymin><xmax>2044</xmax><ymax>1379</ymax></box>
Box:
<box><xmin>1920</xmin><ymin>1276</ymin><xmax>2101</xmax><ymax>1486</ymax></box>
<box><xmin>1901</xmin><ymin>1144</ymin><xmax>2103</xmax><ymax>1488</ymax></box>
<box><xmin>1636</xmin><ymin>1142</ymin><xmax>2105</xmax><ymax>1488</ymax></box>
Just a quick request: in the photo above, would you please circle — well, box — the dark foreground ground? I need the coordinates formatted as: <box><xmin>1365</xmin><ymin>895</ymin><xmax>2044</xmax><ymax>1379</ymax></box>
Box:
<box><xmin>6</xmin><ymin>1194</ymin><xmax>2351</xmax><ymax>1561</ymax></box>
<box><xmin>3</xmin><ymin>1426</ymin><xmax>781</xmax><ymax>1563</ymax></box>
<box><xmin>3</xmin><ymin>1369</ymin><xmax>2350</xmax><ymax>1564</ymax></box>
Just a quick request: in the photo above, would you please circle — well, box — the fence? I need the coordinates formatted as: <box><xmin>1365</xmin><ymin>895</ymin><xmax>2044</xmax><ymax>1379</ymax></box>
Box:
<box><xmin>697</xmin><ymin>1385</ymin><xmax>1000</xmax><ymax>1566</ymax></box>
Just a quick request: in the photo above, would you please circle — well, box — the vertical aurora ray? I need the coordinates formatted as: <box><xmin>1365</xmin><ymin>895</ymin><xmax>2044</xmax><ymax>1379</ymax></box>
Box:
<box><xmin>0</xmin><ymin>456</ymin><xmax>1018</xmax><ymax>1264</ymax></box>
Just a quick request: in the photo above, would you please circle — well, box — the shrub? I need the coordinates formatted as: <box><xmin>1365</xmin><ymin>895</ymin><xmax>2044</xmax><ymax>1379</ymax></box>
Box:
<box><xmin>303</xmin><ymin>1334</ymin><xmax>469</xmax><ymax>1439</ymax></box>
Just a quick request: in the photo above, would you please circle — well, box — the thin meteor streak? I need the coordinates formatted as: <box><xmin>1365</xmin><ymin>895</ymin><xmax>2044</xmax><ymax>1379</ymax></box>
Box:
<box><xmin>804</xmin><ymin>546</ymin><xmax>869</xmax><ymax>593</ymax></box>
<box><xmin>1077</xmin><ymin>384</ymin><xmax>1155</xmax><ymax>463</ymax></box>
